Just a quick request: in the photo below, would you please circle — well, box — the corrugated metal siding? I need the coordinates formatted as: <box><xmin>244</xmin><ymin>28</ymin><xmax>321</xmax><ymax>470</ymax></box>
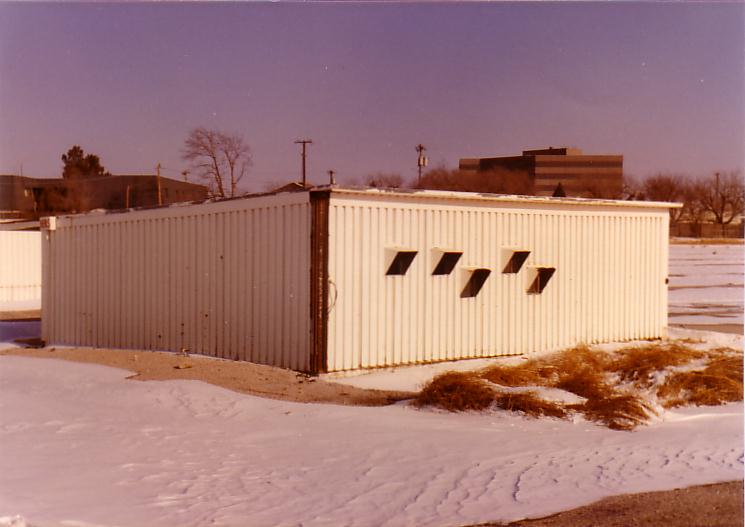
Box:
<box><xmin>325</xmin><ymin>192</ymin><xmax>670</xmax><ymax>372</ymax></box>
<box><xmin>42</xmin><ymin>193</ymin><xmax>313</xmax><ymax>371</ymax></box>
<box><xmin>0</xmin><ymin>231</ymin><xmax>41</xmax><ymax>302</ymax></box>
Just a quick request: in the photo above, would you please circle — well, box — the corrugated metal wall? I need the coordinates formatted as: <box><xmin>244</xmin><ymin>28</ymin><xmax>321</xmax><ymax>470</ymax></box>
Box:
<box><xmin>0</xmin><ymin>231</ymin><xmax>41</xmax><ymax>303</ymax></box>
<box><xmin>42</xmin><ymin>193</ymin><xmax>313</xmax><ymax>371</ymax></box>
<box><xmin>325</xmin><ymin>191</ymin><xmax>670</xmax><ymax>372</ymax></box>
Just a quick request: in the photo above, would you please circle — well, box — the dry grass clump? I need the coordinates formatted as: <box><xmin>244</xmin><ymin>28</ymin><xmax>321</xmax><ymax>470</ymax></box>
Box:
<box><xmin>610</xmin><ymin>343</ymin><xmax>705</xmax><ymax>387</ymax></box>
<box><xmin>415</xmin><ymin>341</ymin><xmax>742</xmax><ymax>430</ymax></box>
<box><xmin>493</xmin><ymin>391</ymin><xmax>567</xmax><ymax>419</ymax></box>
<box><xmin>657</xmin><ymin>354</ymin><xmax>743</xmax><ymax>409</ymax></box>
<box><xmin>481</xmin><ymin>362</ymin><xmax>548</xmax><ymax>387</ymax></box>
<box><xmin>538</xmin><ymin>345</ymin><xmax>610</xmax><ymax>401</ymax></box>
<box><xmin>570</xmin><ymin>395</ymin><xmax>653</xmax><ymax>431</ymax></box>
<box><xmin>550</xmin><ymin>345</ymin><xmax>609</xmax><ymax>371</ymax></box>
<box><xmin>414</xmin><ymin>372</ymin><xmax>495</xmax><ymax>412</ymax></box>
<box><xmin>555</xmin><ymin>367</ymin><xmax>609</xmax><ymax>400</ymax></box>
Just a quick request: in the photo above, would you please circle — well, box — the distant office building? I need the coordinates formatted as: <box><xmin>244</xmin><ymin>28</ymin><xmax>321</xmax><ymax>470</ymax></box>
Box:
<box><xmin>459</xmin><ymin>147</ymin><xmax>623</xmax><ymax>198</ymax></box>
<box><xmin>0</xmin><ymin>174</ymin><xmax>209</xmax><ymax>220</ymax></box>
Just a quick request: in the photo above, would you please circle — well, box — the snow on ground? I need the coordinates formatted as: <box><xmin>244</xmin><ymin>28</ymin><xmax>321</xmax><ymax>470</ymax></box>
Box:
<box><xmin>0</xmin><ymin>242</ymin><xmax>742</xmax><ymax>527</ymax></box>
<box><xmin>668</xmin><ymin>244</ymin><xmax>743</xmax><ymax>326</ymax></box>
<box><xmin>0</xmin><ymin>356</ymin><xmax>742</xmax><ymax>527</ymax></box>
<box><xmin>0</xmin><ymin>321</ymin><xmax>40</xmax><ymax>352</ymax></box>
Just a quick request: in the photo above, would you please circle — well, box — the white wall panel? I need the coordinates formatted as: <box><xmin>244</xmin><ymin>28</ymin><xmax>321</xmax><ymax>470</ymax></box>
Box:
<box><xmin>0</xmin><ymin>231</ymin><xmax>41</xmax><ymax>303</ymax></box>
<box><xmin>325</xmin><ymin>190</ymin><xmax>671</xmax><ymax>372</ymax></box>
<box><xmin>42</xmin><ymin>194</ymin><xmax>312</xmax><ymax>371</ymax></box>
<box><xmin>40</xmin><ymin>187</ymin><xmax>675</xmax><ymax>374</ymax></box>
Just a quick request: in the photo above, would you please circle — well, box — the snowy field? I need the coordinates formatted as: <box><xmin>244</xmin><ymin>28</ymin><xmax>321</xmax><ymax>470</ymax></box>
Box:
<box><xmin>668</xmin><ymin>243</ymin><xmax>743</xmax><ymax>328</ymax></box>
<box><xmin>0</xmin><ymin>355</ymin><xmax>742</xmax><ymax>527</ymax></box>
<box><xmin>0</xmin><ymin>243</ymin><xmax>742</xmax><ymax>527</ymax></box>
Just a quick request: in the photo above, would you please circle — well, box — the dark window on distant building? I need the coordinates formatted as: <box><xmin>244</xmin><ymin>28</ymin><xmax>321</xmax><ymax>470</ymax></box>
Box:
<box><xmin>461</xmin><ymin>268</ymin><xmax>491</xmax><ymax>298</ymax></box>
<box><xmin>528</xmin><ymin>267</ymin><xmax>556</xmax><ymax>294</ymax></box>
<box><xmin>386</xmin><ymin>251</ymin><xmax>418</xmax><ymax>276</ymax></box>
<box><xmin>503</xmin><ymin>250</ymin><xmax>530</xmax><ymax>273</ymax></box>
<box><xmin>433</xmin><ymin>251</ymin><xmax>462</xmax><ymax>275</ymax></box>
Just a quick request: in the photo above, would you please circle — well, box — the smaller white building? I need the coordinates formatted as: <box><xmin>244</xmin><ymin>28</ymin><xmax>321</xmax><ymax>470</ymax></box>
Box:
<box><xmin>0</xmin><ymin>230</ymin><xmax>42</xmax><ymax>305</ymax></box>
<box><xmin>41</xmin><ymin>187</ymin><xmax>678</xmax><ymax>373</ymax></box>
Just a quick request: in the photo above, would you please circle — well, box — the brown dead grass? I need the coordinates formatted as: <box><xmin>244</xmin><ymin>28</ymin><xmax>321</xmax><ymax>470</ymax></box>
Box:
<box><xmin>416</xmin><ymin>341</ymin><xmax>743</xmax><ymax>430</ymax></box>
<box><xmin>481</xmin><ymin>363</ymin><xmax>548</xmax><ymax>387</ymax></box>
<box><xmin>543</xmin><ymin>346</ymin><xmax>610</xmax><ymax>400</ymax></box>
<box><xmin>570</xmin><ymin>395</ymin><xmax>653</xmax><ymax>431</ymax></box>
<box><xmin>414</xmin><ymin>371</ymin><xmax>569</xmax><ymax>418</ymax></box>
<box><xmin>414</xmin><ymin>372</ymin><xmax>495</xmax><ymax>412</ymax></box>
<box><xmin>610</xmin><ymin>343</ymin><xmax>705</xmax><ymax>387</ymax></box>
<box><xmin>493</xmin><ymin>391</ymin><xmax>567</xmax><ymax>419</ymax></box>
<box><xmin>482</xmin><ymin>346</ymin><xmax>604</xmax><ymax>392</ymax></box>
<box><xmin>669</xmin><ymin>238</ymin><xmax>744</xmax><ymax>245</ymax></box>
<box><xmin>657</xmin><ymin>354</ymin><xmax>743</xmax><ymax>409</ymax></box>
<box><xmin>555</xmin><ymin>367</ymin><xmax>609</xmax><ymax>400</ymax></box>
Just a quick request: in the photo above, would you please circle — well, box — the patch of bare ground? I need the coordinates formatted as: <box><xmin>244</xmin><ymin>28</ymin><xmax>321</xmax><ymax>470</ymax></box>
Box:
<box><xmin>669</xmin><ymin>237</ymin><xmax>744</xmax><ymax>245</ymax></box>
<box><xmin>0</xmin><ymin>347</ymin><xmax>415</xmax><ymax>406</ymax></box>
<box><xmin>416</xmin><ymin>341</ymin><xmax>743</xmax><ymax>430</ymax></box>
<box><xmin>672</xmin><ymin>323</ymin><xmax>744</xmax><ymax>335</ymax></box>
<box><xmin>473</xmin><ymin>480</ymin><xmax>743</xmax><ymax>527</ymax></box>
<box><xmin>0</xmin><ymin>310</ymin><xmax>40</xmax><ymax>321</ymax></box>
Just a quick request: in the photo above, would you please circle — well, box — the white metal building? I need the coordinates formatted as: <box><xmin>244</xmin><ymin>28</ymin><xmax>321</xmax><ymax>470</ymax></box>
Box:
<box><xmin>41</xmin><ymin>187</ymin><xmax>678</xmax><ymax>373</ymax></box>
<box><xmin>0</xmin><ymin>231</ymin><xmax>42</xmax><ymax>304</ymax></box>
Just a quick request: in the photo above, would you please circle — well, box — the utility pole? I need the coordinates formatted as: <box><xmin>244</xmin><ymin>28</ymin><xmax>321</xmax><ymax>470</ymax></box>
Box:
<box><xmin>156</xmin><ymin>163</ymin><xmax>163</xmax><ymax>206</ymax></box>
<box><xmin>294</xmin><ymin>139</ymin><xmax>313</xmax><ymax>187</ymax></box>
<box><xmin>327</xmin><ymin>169</ymin><xmax>336</xmax><ymax>186</ymax></box>
<box><xmin>416</xmin><ymin>144</ymin><xmax>428</xmax><ymax>184</ymax></box>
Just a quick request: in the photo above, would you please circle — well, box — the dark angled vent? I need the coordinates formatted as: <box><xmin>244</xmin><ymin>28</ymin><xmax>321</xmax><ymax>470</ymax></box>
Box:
<box><xmin>386</xmin><ymin>251</ymin><xmax>418</xmax><ymax>276</ymax></box>
<box><xmin>461</xmin><ymin>268</ymin><xmax>491</xmax><ymax>298</ymax></box>
<box><xmin>503</xmin><ymin>250</ymin><xmax>530</xmax><ymax>274</ymax></box>
<box><xmin>527</xmin><ymin>267</ymin><xmax>556</xmax><ymax>294</ymax></box>
<box><xmin>432</xmin><ymin>251</ymin><xmax>463</xmax><ymax>275</ymax></box>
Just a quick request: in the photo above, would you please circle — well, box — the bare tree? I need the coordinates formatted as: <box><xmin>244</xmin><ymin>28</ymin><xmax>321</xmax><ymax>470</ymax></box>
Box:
<box><xmin>693</xmin><ymin>171</ymin><xmax>744</xmax><ymax>232</ymax></box>
<box><xmin>365</xmin><ymin>172</ymin><xmax>404</xmax><ymax>188</ymax></box>
<box><xmin>182</xmin><ymin>127</ymin><xmax>251</xmax><ymax>198</ymax></box>
<box><xmin>620</xmin><ymin>174</ymin><xmax>643</xmax><ymax>200</ymax></box>
<box><xmin>642</xmin><ymin>173</ymin><xmax>688</xmax><ymax>224</ymax></box>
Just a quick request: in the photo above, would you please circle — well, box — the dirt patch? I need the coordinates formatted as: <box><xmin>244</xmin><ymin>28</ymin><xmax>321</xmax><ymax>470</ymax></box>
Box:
<box><xmin>476</xmin><ymin>480</ymin><xmax>744</xmax><ymax>527</ymax></box>
<box><xmin>671</xmin><ymin>323</ymin><xmax>744</xmax><ymax>335</ymax></box>
<box><xmin>0</xmin><ymin>346</ymin><xmax>415</xmax><ymax>406</ymax></box>
<box><xmin>0</xmin><ymin>310</ymin><xmax>40</xmax><ymax>321</ymax></box>
<box><xmin>670</xmin><ymin>238</ymin><xmax>744</xmax><ymax>245</ymax></box>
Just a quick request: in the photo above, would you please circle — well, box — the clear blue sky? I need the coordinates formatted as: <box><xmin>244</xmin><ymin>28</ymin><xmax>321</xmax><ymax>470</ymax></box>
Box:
<box><xmin>1</xmin><ymin>2</ymin><xmax>743</xmax><ymax>191</ymax></box>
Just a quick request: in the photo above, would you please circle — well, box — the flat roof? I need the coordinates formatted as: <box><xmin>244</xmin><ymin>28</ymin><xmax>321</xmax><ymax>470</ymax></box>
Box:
<box><xmin>42</xmin><ymin>184</ymin><xmax>682</xmax><ymax>225</ymax></box>
<box><xmin>316</xmin><ymin>186</ymin><xmax>682</xmax><ymax>210</ymax></box>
